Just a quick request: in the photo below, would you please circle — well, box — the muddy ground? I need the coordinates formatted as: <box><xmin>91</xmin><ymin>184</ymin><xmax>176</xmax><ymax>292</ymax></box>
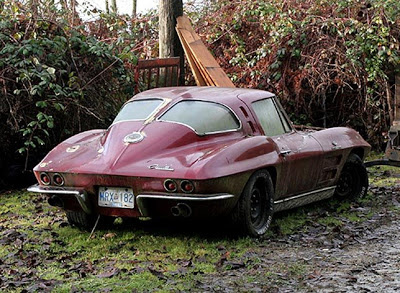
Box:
<box><xmin>198</xmin><ymin>181</ymin><xmax>400</xmax><ymax>292</ymax></box>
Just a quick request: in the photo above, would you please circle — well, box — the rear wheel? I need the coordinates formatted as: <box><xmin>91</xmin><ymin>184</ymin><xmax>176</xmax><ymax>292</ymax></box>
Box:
<box><xmin>231</xmin><ymin>170</ymin><xmax>274</xmax><ymax>238</ymax></box>
<box><xmin>335</xmin><ymin>153</ymin><xmax>368</xmax><ymax>200</ymax></box>
<box><xmin>66</xmin><ymin>211</ymin><xmax>115</xmax><ymax>231</ymax></box>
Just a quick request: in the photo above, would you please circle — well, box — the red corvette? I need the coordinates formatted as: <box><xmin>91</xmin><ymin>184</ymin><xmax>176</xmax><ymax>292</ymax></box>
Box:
<box><xmin>28</xmin><ymin>87</ymin><xmax>370</xmax><ymax>237</ymax></box>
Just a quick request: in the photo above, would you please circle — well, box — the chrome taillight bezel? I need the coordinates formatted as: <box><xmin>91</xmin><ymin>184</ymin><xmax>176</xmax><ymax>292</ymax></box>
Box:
<box><xmin>40</xmin><ymin>172</ymin><xmax>51</xmax><ymax>185</ymax></box>
<box><xmin>180</xmin><ymin>180</ymin><xmax>194</xmax><ymax>193</ymax></box>
<box><xmin>53</xmin><ymin>173</ymin><xmax>65</xmax><ymax>186</ymax></box>
<box><xmin>164</xmin><ymin>179</ymin><xmax>178</xmax><ymax>192</ymax></box>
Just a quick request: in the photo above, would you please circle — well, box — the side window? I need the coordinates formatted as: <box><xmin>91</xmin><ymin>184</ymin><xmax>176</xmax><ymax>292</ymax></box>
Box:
<box><xmin>252</xmin><ymin>98</ymin><xmax>291</xmax><ymax>136</ymax></box>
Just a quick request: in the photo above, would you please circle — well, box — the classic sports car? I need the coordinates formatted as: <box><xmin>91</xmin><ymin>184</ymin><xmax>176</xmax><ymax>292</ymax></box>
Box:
<box><xmin>28</xmin><ymin>87</ymin><xmax>370</xmax><ymax>237</ymax></box>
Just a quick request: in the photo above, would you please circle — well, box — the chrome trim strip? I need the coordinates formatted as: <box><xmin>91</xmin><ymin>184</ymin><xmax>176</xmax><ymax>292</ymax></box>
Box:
<box><xmin>157</xmin><ymin>120</ymin><xmax>241</xmax><ymax>136</ymax></box>
<box><xmin>274</xmin><ymin>186</ymin><xmax>336</xmax><ymax>212</ymax></box>
<box><xmin>28</xmin><ymin>184</ymin><xmax>81</xmax><ymax>196</ymax></box>
<box><xmin>137</xmin><ymin>193</ymin><xmax>234</xmax><ymax>201</ymax></box>
<box><xmin>156</xmin><ymin>99</ymin><xmax>242</xmax><ymax>136</ymax></box>
<box><xmin>27</xmin><ymin>184</ymin><xmax>92</xmax><ymax>214</ymax></box>
<box><xmin>136</xmin><ymin>193</ymin><xmax>235</xmax><ymax>217</ymax></box>
<box><xmin>110</xmin><ymin>97</ymin><xmax>169</xmax><ymax>127</ymax></box>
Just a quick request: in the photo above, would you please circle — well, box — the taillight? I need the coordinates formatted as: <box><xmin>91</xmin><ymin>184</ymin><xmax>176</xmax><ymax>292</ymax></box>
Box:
<box><xmin>180</xmin><ymin>180</ymin><xmax>194</xmax><ymax>193</ymax></box>
<box><xmin>53</xmin><ymin>173</ymin><xmax>64</xmax><ymax>186</ymax></box>
<box><xmin>164</xmin><ymin>179</ymin><xmax>177</xmax><ymax>192</ymax></box>
<box><xmin>40</xmin><ymin>173</ymin><xmax>50</xmax><ymax>185</ymax></box>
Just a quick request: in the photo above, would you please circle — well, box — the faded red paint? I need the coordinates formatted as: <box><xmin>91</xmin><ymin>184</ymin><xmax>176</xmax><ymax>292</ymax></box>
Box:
<box><xmin>30</xmin><ymin>87</ymin><xmax>371</xmax><ymax>219</ymax></box>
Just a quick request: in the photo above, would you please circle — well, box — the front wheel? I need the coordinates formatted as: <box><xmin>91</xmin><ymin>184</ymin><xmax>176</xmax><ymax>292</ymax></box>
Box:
<box><xmin>231</xmin><ymin>170</ymin><xmax>274</xmax><ymax>238</ymax></box>
<box><xmin>334</xmin><ymin>153</ymin><xmax>368</xmax><ymax>200</ymax></box>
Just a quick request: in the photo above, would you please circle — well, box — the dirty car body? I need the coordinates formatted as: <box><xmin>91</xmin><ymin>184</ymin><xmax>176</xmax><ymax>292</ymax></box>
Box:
<box><xmin>28</xmin><ymin>87</ymin><xmax>371</xmax><ymax>237</ymax></box>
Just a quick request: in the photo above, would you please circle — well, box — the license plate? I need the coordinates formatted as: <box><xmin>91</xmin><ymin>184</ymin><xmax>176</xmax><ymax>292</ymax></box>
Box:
<box><xmin>98</xmin><ymin>187</ymin><xmax>134</xmax><ymax>209</ymax></box>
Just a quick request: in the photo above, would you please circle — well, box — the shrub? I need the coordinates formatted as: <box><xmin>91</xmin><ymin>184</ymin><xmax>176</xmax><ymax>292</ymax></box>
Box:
<box><xmin>0</xmin><ymin>0</ymin><xmax>142</xmax><ymax>187</ymax></box>
<box><xmin>198</xmin><ymin>0</ymin><xmax>400</xmax><ymax>146</ymax></box>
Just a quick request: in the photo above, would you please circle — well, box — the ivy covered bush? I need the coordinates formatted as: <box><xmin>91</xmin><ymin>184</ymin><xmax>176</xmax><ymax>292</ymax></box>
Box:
<box><xmin>0</xmin><ymin>0</ymin><xmax>150</xmax><ymax>187</ymax></box>
<box><xmin>197</xmin><ymin>0</ymin><xmax>400</xmax><ymax>145</ymax></box>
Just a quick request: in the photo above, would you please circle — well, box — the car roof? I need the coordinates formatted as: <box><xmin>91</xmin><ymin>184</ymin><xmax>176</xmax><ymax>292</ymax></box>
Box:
<box><xmin>131</xmin><ymin>86</ymin><xmax>275</xmax><ymax>108</ymax></box>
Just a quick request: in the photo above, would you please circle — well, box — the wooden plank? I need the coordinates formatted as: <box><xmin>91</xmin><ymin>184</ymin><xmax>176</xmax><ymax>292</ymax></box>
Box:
<box><xmin>176</xmin><ymin>15</ymin><xmax>235</xmax><ymax>88</ymax></box>
<box><xmin>177</xmin><ymin>29</ymin><xmax>209</xmax><ymax>85</ymax></box>
<box><xmin>176</xmin><ymin>15</ymin><xmax>201</xmax><ymax>41</ymax></box>
<box><xmin>179</xmin><ymin>31</ymin><xmax>229</xmax><ymax>86</ymax></box>
<box><xmin>176</xmin><ymin>29</ymin><xmax>208</xmax><ymax>86</ymax></box>
<box><xmin>138</xmin><ymin>57</ymin><xmax>180</xmax><ymax>69</ymax></box>
<box><xmin>176</xmin><ymin>16</ymin><xmax>233</xmax><ymax>86</ymax></box>
<box><xmin>177</xmin><ymin>19</ymin><xmax>218</xmax><ymax>86</ymax></box>
<box><xmin>206</xmin><ymin>67</ymin><xmax>235</xmax><ymax>87</ymax></box>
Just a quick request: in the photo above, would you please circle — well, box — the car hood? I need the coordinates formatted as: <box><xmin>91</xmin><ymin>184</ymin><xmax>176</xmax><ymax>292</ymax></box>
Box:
<box><xmin>34</xmin><ymin>120</ymin><xmax>245</xmax><ymax>179</ymax></box>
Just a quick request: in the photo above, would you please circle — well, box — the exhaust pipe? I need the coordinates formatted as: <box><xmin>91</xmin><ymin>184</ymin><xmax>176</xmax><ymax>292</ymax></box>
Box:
<box><xmin>170</xmin><ymin>203</ymin><xmax>192</xmax><ymax>217</ymax></box>
<box><xmin>48</xmin><ymin>195</ymin><xmax>64</xmax><ymax>208</ymax></box>
<box><xmin>171</xmin><ymin>205</ymin><xmax>181</xmax><ymax>217</ymax></box>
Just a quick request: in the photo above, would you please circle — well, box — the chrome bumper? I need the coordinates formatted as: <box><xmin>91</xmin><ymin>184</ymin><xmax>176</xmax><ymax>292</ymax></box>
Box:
<box><xmin>28</xmin><ymin>184</ymin><xmax>235</xmax><ymax>217</ymax></box>
<box><xmin>27</xmin><ymin>184</ymin><xmax>92</xmax><ymax>214</ymax></box>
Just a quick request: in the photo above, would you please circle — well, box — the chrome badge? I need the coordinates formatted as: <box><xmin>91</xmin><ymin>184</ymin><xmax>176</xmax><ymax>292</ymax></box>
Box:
<box><xmin>124</xmin><ymin>132</ymin><xmax>145</xmax><ymax>144</ymax></box>
<box><xmin>148</xmin><ymin>164</ymin><xmax>174</xmax><ymax>171</ymax></box>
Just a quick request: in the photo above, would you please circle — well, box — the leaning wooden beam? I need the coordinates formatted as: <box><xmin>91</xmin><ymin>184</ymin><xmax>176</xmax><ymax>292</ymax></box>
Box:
<box><xmin>176</xmin><ymin>29</ymin><xmax>208</xmax><ymax>86</ymax></box>
<box><xmin>176</xmin><ymin>15</ymin><xmax>235</xmax><ymax>88</ymax></box>
<box><xmin>176</xmin><ymin>25</ymin><xmax>213</xmax><ymax>85</ymax></box>
<box><xmin>178</xmin><ymin>31</ymin><xmax>216</xmax><ymax>86</ymax></box>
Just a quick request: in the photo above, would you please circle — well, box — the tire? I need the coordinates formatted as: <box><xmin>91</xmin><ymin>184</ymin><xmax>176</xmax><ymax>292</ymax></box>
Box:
<box><xmin>334</xmin><ymin>153</ymin><xmax>368</xmax><ymax>200</ymax></box>
<box><xmin>66</xmin><ymin>211</ymin><xmax>115</xmax><ymax>231</ymax></box>
<box><xmin>231</xmin><ymin>170</ymin><xmax>274</xmax><ymax>238</ymax></box>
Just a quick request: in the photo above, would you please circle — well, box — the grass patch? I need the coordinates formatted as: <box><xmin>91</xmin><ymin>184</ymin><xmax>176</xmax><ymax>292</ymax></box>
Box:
<box><xmin>273</xmin><ymin>209</ymin><xmax>308</xmax><ymax>235</ymax></box>
<box><xmin>318</xmin><ymin>216</ymin><xmax>343</xmax><ymax>227</ymax></box>
<box><xmin>0</xmin><ymin>161</ymin><xmax>399</xmax><ymax>291</ymax></box>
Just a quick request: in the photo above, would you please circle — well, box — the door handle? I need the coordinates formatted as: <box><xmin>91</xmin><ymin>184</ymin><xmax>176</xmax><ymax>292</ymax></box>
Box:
<box><xmin>280</xmin><ymin>149</ymin><xmax>292</xmax><ymax>156</ymax></box>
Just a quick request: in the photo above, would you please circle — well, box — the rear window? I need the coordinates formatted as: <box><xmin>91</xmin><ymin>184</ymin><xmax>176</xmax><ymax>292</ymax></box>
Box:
<box><xmin>113</xmin><ymin>99</ymin><xmax>163</xmax><ymax>124</ymax></box>
<box><xmin>159</xmin><ymin>100</ymin><xmax>240</xmax><ymax>135</ymax></box>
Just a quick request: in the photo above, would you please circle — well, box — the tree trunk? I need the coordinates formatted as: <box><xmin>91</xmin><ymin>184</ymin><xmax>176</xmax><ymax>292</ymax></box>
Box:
<box><xmin>111</xmin><ymin>0</ymin><xmax>117</xmax><ymax>14</ymax></box>
<box><xmin>105</xmin><ymin>0</ymin><xmax>110</xmax><ymax>14</ymax></box>
<box><xmin>132</xmin><ymin>0</ymin><xmax>137</xmax><ymax>17</ymax></box>
<box><xmin>159</xmin><ymin>0</ymin><xmax>184</xmax><ymax>84</ymax></box>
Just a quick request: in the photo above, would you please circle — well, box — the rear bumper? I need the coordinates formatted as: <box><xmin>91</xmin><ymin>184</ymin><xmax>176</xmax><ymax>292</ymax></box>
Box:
<box><xmin>27</xmin><ymin>184</ymin><xmax>236</xmax><ymax>218</ymax></box>
<box><xmin>27</xmin><ymin>184</ymin><xmax>92</xmax><ymax>214</ymax></box>
<box><xmin>136</xmin><ymin>193</ymin><xmax>235</xmax><ymax>216</ymax></box>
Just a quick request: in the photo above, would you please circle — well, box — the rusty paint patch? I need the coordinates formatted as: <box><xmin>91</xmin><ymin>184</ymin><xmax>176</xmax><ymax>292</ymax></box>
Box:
<box><xmin>39</xmin><ymin>161</ymin><xmax>52</xmax><ymax>168</ymax></box>
<box><xmin>66</xmin><ymin>145</ymin><xmax>80</xmax><ymax>153</ymax></box>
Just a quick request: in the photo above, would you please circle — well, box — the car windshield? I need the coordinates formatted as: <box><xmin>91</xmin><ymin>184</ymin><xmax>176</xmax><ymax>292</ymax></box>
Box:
<box><xmin>159</xmin><ymin>100</ymin><xmax>240</xmax><ymax>135</ymax></box>
<box><xmin>113</xmin><ymin>99</ymin><xmax>163</xmax><ymax>124</ymax></box>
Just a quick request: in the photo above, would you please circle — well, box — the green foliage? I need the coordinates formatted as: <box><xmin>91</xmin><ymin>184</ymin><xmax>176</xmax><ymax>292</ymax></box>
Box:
<box><xmin>0</xmin><ymin>0</ymin><xmax>154</xmax><ymax>179</ymax></box>
<box><xmin>199</xmin><ymin>0</ymin><xmax>400</xmax><ymax>147</ymax></box>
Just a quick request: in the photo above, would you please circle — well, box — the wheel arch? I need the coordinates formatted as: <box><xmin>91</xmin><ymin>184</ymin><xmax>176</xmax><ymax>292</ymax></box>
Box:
<box><xmin>264</xmin><ymin>166</ymin><xmax>277</xmax><ymax>192</ymax></box>
<box><xmin>242</xmin><ymin>166</ymin><xmax>277</xmax><ymax>195</ymax></box>
<box><xmin>350</xmin><ymin>147</ymin><xmax>365</xmax><ymax>161</ymax></box>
